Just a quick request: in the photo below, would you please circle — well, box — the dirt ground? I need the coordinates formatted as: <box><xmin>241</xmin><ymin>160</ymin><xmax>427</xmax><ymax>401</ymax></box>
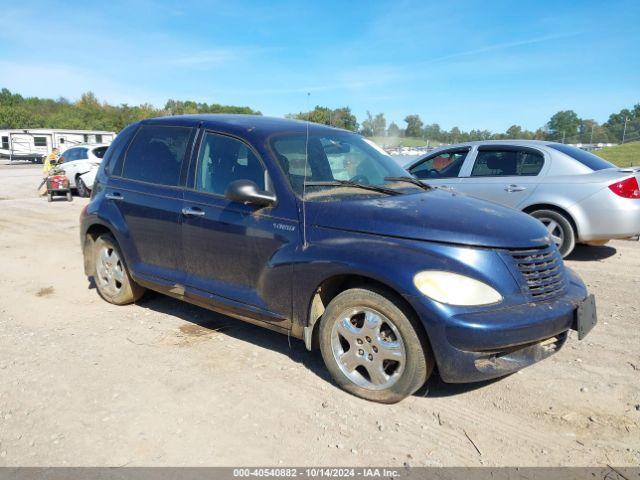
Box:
<box><xmin>0</xmin><ymin>162</ymin><xmax>638</xmax><ymax>467</ymax></box>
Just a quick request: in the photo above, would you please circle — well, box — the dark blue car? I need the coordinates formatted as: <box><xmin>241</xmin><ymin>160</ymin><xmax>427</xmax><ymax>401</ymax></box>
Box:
<box><xmin>80</xmin><ymin>115</ymin><xmax>596</xmax><ymax>403</ymax></box>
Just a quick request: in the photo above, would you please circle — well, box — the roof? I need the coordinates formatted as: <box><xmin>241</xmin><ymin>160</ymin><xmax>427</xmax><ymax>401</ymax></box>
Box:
<box><xmin>61</xmin><ymin>143</ymin><xmax>111</xmax><ymax>150</ymax></box>
<box><xmin>142</xmin><ymin>114</ymin><xmax>348</xmax><ymax>138</ymax></box>
<box><xmin>436</xmin><ymin>139</ymin><xmax>560</xmax><ymax>148</ymax></box>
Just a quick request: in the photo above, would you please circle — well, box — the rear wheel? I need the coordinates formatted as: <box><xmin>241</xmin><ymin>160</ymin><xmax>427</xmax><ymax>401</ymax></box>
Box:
<box><xmin>93</xmin><ymin>234</ymin><xmax>145</xmax><ymax>305</ymax></box>
<box><xmin>319</xmin><ymin>287</ymin><xmax>433</xmax><ymax>403</ymax></box>
<box><xmin>530</xmin><ymin>209</ymin><xmax>576</xmax><ymax>257</ymax></box>
<box><xmin>76</xmin><ymin>176</ymin><xmax>90</xmax><ymax>198</ymax></box>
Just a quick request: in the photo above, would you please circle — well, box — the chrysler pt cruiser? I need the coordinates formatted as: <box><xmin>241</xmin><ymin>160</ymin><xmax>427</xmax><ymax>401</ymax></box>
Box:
<box><xmin>80</xmin><ymin>115</ymin><xmax>596</xmax><ymax>403</ymax></box>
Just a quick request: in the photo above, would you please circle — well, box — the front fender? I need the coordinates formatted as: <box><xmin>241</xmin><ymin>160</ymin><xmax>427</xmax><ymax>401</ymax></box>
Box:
<box><xmin>292</xmin><ymin>227</ymin><xmax>521</xmax><ymax>336</ymax></box>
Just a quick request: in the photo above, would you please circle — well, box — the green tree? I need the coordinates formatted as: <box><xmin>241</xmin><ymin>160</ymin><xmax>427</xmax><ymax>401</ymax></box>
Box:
<box><xmin>359</xmin><ymin>111</ymin><xmax>375</xmax><ymax>136</ymax></box>
<box><xmin>404</xmin><ymin>114</ymin><xmax>423</xmax><ymax>138</ymax></box>
<box><xmin>546</xmin><ymin>110</ymin><xmax>581</xmax><ymax>142</ymax></box>
<box><xmin>387</xmin><ymin>122</ymin><xmax>401</xmax><ymax>137</ymax></box>
<box><xmin>372</xmin><ymin>113</ymin><xmax>386</xmax><ymax>136</ymax></box>
<box><xmin>603</xmin><ymin>104</ymin><xmax>640</xmax><ymax>143</ymax></box>
<box><xmin>287</xmin><ymin>105</ymin><xmax>358</xmax><ymax>132</ymax></box>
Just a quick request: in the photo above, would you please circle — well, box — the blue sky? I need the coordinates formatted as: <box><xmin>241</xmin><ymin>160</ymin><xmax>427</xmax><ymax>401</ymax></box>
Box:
<box><xmin>0</xmin><ymin>0</ymin><xmax>638</xmax><ymax>131</ymax></box>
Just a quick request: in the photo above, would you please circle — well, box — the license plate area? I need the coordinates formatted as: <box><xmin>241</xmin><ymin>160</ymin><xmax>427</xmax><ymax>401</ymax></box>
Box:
<box><xmin>574</xmin><ymin>294</ymin><xmax>597</xmax><ymax>340</ymax></box>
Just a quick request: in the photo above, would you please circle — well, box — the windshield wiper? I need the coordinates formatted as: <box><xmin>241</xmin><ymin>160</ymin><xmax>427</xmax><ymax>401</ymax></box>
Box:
<box><xmin>384</xmin><ymin>176</ymin><xmax>432</xmax><ymax>191</ymax></box>
<box><xmin>304</xmin><ymin>180</ymin><xmax>401</xmax><ymax>196</ymax></box>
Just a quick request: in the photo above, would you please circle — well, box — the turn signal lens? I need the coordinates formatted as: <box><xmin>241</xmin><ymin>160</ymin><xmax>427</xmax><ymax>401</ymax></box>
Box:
<box><xmin>608</xmin><ymin>177</ymin><xmax>640</xmax><ymax>199</ymax></box>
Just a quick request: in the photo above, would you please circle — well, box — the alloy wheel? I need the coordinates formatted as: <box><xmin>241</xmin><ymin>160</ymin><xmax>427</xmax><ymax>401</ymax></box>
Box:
<box><xmin>96</xmin><ymin>246</ymin><xmax>125</xmax><ymax>297</ymax></box>
<box><xmin>539</xmin><ymin>217</ymin><xmax>565</xmax><ymax>248</ymax></box>
<box><xmin>330</xmin><ymin>307</ymin><xmax>406</xmax><ymax>390</ymax></box>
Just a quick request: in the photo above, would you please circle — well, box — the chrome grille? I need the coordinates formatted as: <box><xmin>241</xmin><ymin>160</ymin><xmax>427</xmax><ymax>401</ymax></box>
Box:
<box><xmin>510</xmin><ymin>246</ymin><xmax>566</xmax><ymax>300</ymax></box>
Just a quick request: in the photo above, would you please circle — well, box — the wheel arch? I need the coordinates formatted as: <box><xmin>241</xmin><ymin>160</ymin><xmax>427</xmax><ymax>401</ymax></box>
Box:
<box><xmin>522</xmin><ymin>203</ymin><xmax>579</xmax><ymax>238</ymax></box>
<box><xmin>83</xmin><ymin>223</ymin><xmax>115</xmax><ymax>276</ymax></box>
<box><xmin>303</xmin><ymin>274</ymin><xmax>432</xmax><ymax>356</ymax></box>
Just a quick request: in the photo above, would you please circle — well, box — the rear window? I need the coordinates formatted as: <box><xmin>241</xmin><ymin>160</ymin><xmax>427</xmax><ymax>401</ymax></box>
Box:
<box><xmin>548</xmin><ymin>144</ymin><xmax>615</xmax><ymax>171</ymax></box>
<box><xmin>121</xmin><ymin>125</ymin><xmax>192</xmax><ymax>186</ymax></box>
<box><xmin>92</xmin><ymin>146</ymin><xmax>108</xmax><ymax>159</ymax></box>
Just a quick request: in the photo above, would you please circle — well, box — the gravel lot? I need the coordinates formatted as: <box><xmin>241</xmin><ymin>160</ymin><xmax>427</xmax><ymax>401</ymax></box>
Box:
<box><xmin>0</xmin><ymin>163</ymin><xmax>638</xmax><ymax>466</ymax></box>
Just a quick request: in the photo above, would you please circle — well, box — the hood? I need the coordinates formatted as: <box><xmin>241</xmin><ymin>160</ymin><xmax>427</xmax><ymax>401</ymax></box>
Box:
<box><xmin>308</xmin><ymin>189</ymin><xmax>550</xmax><ymax>249</ymax></box>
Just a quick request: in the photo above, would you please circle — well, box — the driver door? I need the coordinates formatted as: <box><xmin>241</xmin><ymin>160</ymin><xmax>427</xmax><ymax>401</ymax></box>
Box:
<box><xmin>407</xmin><ymin>148</ymin><xmax>470</xmax><ymax>190</ymax></box>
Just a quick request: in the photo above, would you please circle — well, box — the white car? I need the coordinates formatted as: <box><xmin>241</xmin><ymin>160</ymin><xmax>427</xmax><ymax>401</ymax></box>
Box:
<box><xmin>59</xmin><ymin>144</ymin><xmax>109</xmax><ymax>197</ymax></box>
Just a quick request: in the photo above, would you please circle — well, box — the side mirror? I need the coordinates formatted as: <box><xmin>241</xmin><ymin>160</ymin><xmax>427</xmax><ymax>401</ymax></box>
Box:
<box><xmin>225</xmin><ymin>179</ymin><xmax>276</xmax><ymax>208</ymax></box>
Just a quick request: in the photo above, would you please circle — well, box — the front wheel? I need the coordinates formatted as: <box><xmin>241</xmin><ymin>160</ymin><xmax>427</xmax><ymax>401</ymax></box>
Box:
<box><xmin>93</xmin><ymin>234</ymin><xmax>146</xmax><ymax>305</ymax></box>
<box><xmin>530</xmin><ymin>209</ymin><xmax>576</xmax><ymax>257</ymax></box>
<box><xmin>319</xmin><ymin>288</ymin><xmax>433</xmax><ymax>403</ymax></box>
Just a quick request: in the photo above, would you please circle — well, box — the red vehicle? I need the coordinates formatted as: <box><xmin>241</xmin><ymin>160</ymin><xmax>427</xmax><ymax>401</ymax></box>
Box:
<box><xmin>46</xmin><ymin>174</ymin><xmax>73</xmax><ymax>202</ymax></box>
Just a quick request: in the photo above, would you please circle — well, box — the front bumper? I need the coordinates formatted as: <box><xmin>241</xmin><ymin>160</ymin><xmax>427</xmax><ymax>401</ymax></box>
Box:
<box><xmin>406</xmin><ymin>268</ymin><xmax>589</xmax><ymax>383</ymax></box>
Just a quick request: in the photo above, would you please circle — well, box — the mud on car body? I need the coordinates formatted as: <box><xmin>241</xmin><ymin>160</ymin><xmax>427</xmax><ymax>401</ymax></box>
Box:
<box><xmin>80</xmin><ymin>115</ymin><xmax>596</xmax><ymax>403</ymax></box>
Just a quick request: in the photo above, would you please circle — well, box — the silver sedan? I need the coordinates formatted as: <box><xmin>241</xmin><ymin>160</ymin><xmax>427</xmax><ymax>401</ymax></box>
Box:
<box><xmin>406</xmin><ymin>140</ymin><xmax>640</xmax><ymax>257</ymax></box>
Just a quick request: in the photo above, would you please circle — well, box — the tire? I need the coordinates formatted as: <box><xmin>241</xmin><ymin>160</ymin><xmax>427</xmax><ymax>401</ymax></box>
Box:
<box><xmin>530</xmin><ymin>209</ymin><xmax>576</xmax><ymax>257</ymax></box>
<box><xmin>76</xmin><ymin>176</ymin><xmax>90</xmax><ymax>198</ymax></box>
<box><xmin>66</xmin><ymin>191</ymin><xmax>73</xmax><ymax>202</ymax></box>
<box><xmin>93</xmin><ymin>233</ymin><xmax>145</xmax><ymax>305</ymax></box>
<box><xmin>47</xmin><ymin>193</ymin><xmax>53</xmax><ymax>202</ymax></box>
<box><xmin>318</xmin><ymin>287</ymin><xmax>433</xmax><ymax>403</ymax></box>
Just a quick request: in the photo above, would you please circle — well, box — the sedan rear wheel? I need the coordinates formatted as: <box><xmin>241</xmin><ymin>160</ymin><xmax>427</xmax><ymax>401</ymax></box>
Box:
<box><xmin>530</xmin><ymin>209</ymin><xmax>575</xmax><ymax>257</ymax></box>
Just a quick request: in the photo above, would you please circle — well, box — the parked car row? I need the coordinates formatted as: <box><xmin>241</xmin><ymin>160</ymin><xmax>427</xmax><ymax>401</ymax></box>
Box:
<box><xmin>406</xmin><ymin>141</ymin><xmax>640</xmax><ymax>257</ymax></box>
<box><xmin>80</xmin><ymin>115</ymin><xmax>600</xmax><ymax>403</ymax></box>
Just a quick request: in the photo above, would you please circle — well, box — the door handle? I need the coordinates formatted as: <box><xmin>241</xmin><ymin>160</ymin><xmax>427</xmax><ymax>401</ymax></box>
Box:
<box><xmin>181</xmin><ymin>207</ymin><xmax>205</xmax><ymax>217</ymax></box>
<box><xmin>505</xmin><ymin>184</ymin><xmax>526</xmax><ymax>193</ymax></box>
<box><xmin>105</xmin><ymin>192</ymin><xmax>124</xmax><ymax>201</ymax></box>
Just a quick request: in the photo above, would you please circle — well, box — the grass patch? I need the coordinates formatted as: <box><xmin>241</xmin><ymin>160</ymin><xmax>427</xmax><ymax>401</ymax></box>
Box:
<box><xmin>595</xmin><ymin>141</ymin><xmax>640</xmax><ymax>167</ymax></box>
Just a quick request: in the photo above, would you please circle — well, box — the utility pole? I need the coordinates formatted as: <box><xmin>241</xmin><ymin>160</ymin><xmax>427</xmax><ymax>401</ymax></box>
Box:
<box><xmin>562</xmin><ymin>131</ymin><xmax>565</xmax><ymax>144</ymax></box>
<box><xmin>622</xmin><ymin>116</ymin><xmax>629</xmax><ymax>144</ymax></box>
<box><xmin>590</xmin><ymin>124</ymin><xmax>594</xmax><ymax>145</ymax></box>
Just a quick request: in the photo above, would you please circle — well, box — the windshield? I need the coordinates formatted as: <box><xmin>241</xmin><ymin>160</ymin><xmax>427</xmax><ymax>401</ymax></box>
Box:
<box><xmin>270</xmin><ymin>131</ymin><xmax>417</xmax><ymax>199</ymax></box>
<box><xmin>547</xmin><ymin>144</ymin><xmax>615</xmax><ymax>171</ymax></box>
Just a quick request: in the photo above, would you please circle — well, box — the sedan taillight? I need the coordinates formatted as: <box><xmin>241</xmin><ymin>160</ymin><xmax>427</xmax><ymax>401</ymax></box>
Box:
<box><xmin>609</xmin><ymin>176</ymin><xmax>640</xmax><ymax>199</ymax></box>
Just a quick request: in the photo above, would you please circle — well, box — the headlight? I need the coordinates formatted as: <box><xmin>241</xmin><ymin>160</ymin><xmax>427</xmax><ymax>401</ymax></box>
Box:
<box><xmin>413</xmin><ymin>271</ymin><xmax>502</xmax><ymax>306</ymax></box>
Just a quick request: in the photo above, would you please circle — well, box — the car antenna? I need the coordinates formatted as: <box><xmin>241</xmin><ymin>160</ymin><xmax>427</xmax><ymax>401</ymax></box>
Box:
<box><xmin>302</xmin><ymin>92</ymin><xmax>311</xmax><ymax>250</ymax></box>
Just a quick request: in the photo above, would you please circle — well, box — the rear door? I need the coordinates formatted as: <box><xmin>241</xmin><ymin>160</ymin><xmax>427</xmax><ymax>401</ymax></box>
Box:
<box><xmin>407</xmin><ymin>148</ymin><xmax>470</xmax><ymax>190</ymax></box>
<box><xmin>455</xmin><ymin>145</ymin><xmax>546</xmax><ymax>208</ymax></box>
<box><xmin>106</xmin><ymin>124</ymin><xmax>195</xmax><ymax>284</ymax></box>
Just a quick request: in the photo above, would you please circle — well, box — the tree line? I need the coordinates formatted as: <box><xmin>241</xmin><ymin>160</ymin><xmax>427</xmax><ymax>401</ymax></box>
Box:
<box><xmin>1</xmin><ymin>88</ymin><xmax>638</xmax><ymax>145</ymax></box>
<box><xmin>289</xmin><ymin>105</ymin><xmax>640</xmax><ymax>145</ymax></box>
<box><xmin>0</xmin><ymin>89</ymin><xmax>260</xmax><ymax>132</ymax></box>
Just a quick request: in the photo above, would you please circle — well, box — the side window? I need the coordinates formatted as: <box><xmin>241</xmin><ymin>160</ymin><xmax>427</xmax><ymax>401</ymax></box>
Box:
<box><xmin>471</xmin><ymin>149</ymin><xmax>544</xmax><ymax>177</ymax></box>
<box><xmin>410</xmin><ymin>150</ymin><xmax>468</xmax><ymax>179</ymax></box>
<box><xmin>122</xmin><ymin>125</ymin><xmax>191</xmax><ymax>186</ymax></box>
<box><xmin>196</xmin><ymin>132</ymin><xmax>266</xmax><ymax>196</ymax></box>
<box><xmin>77</xmin><ymin>148</ymin><xmax>89</xmax><ymax>160</ymax></box>
<box><xmin>34</xmin><ymin>136</ymin><xmax>48</xmax><ymax>147</ymax></box>
<box><xmin>62</xmin><ymin>149</ymin><xmax>76</xmax><ymax>162</ymax></box>
<box><xmin>1</xmin><ymin>136</ymin><xmax>9</xmax><ymax>150</ymax></box>
<box><xmin>104</xmin><ymin>124</ymin><xmax>138</xmax><ymax>176</ymax></box>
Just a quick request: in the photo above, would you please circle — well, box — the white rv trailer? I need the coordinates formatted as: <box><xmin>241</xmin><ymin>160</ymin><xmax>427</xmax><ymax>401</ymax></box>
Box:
<box><xmin>0</xmin><ymin>128</ymin><xmax>116</xmax><ymax>163</ymax></box>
